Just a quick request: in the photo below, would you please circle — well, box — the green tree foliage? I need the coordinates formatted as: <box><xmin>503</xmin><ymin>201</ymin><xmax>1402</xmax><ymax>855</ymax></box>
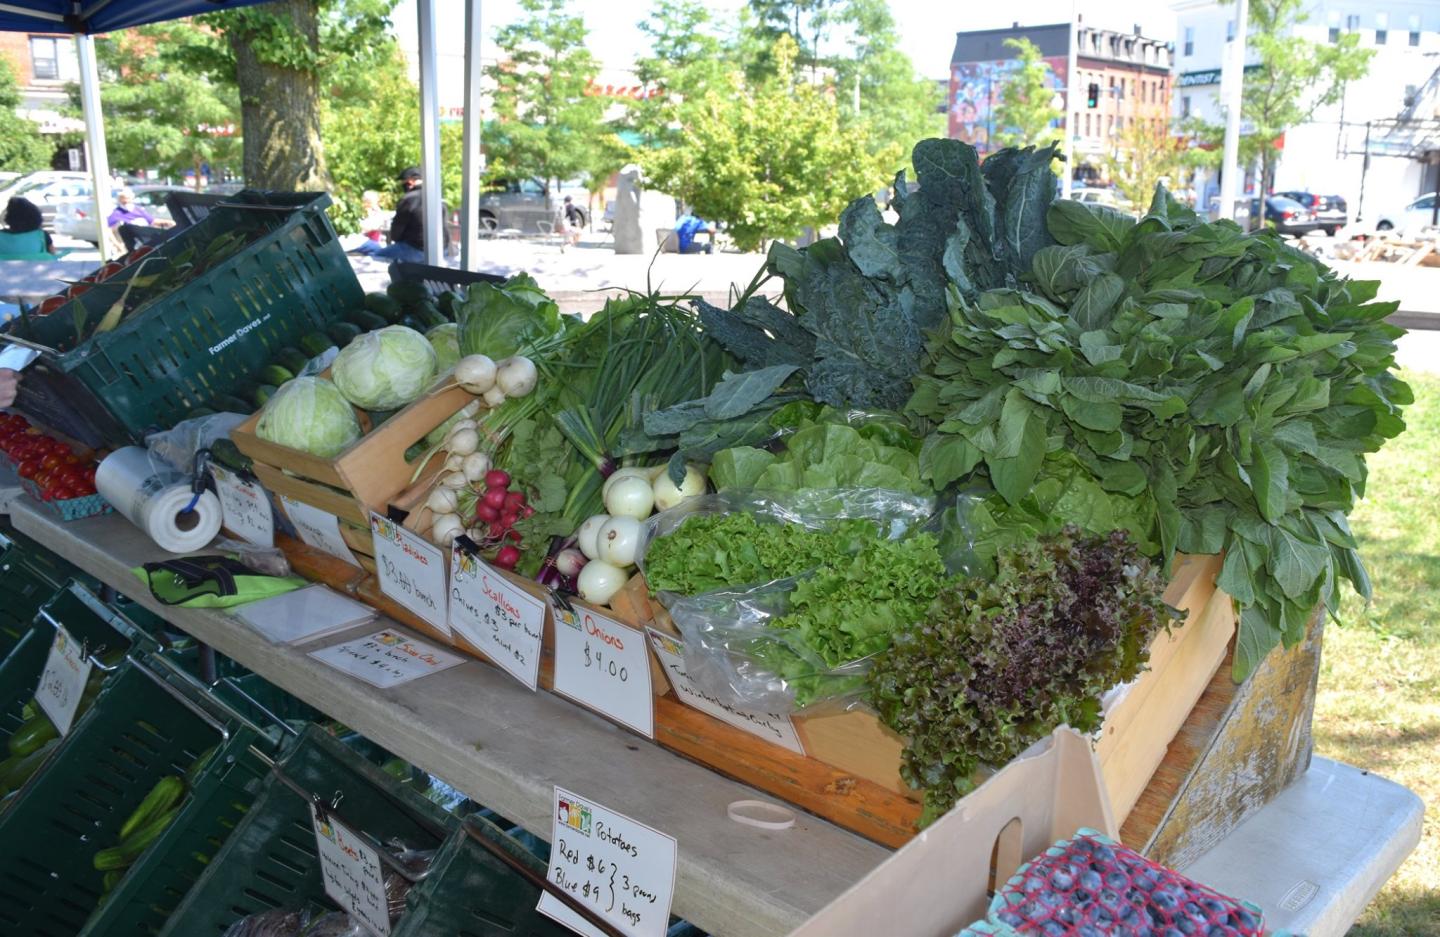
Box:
<box><xmin>992</xmin><ymin>37</ymin><xmax>1062</xmax><ymax>153</ymax></box>
<box><xmin>1189</xmin><ymin>0</ymin><xmax>1373</xmax><ymax>197</ymax></box>
<box><xmin>1103</xmin><ymin>115</ymin><xmax>1188</xmax><ymax>216</ymax></box>
<box><xmin>0</xmin><ymin>57</ymin><xmax>49</xmax><ymax>172</ymax></box>
<box><xmin>744</xmin><ymin>0</ymin><xmax>836</xmax><ymax>77</ymax></box>
<box><xmin>630</xmin><ymin>0</ymin><xmax>732</xmax><ymax>149</ymax></box>
<box><xmin>487</xmin><ymin>0</ymin><xmax>621</xmax><ymax>189</ymax></box>
<box><xmin>645</xmin><ymin>35</ymin><xmax>882</xmax><ymax>251</ymax></box>
<box><xmin>82</xmin><ymin>25</ymin><xmax>241</xmax><ymax>181</ymax></box>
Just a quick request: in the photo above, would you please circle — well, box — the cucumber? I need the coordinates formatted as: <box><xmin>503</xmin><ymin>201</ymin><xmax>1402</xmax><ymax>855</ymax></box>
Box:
<box><xmin>435</xmin><ymin>289</ymin><xmax>465</xmax><ymax>317</ymax></box>
<box><xmin>212</xmin><ymin>394</ymin><xmax>252</xmax><ymax>415</ymax></box>
<box><xmin>386</xmin><ymin>280</ymin><xmax>430</xmax><ymax>309</ymax></box>
<box><xmin>326</xmin><ymin>321</ymin><xmax>363</xmax><ymax>348</ymax></box>
<box><xmin>298</xmin><ymin>331</ymin><xmax>334</xmax><ymax>358</ymax></box>
<box><xmin>347</xmin><ymin>309</ymin><xmax>388</xmax><ymax>332</ymax></box>
<box><xmin>0</xmin><ymin>738</ymin><xmax>58</xmax><ymax>795</ymax></box>
<box><xmin>209</xmin><ymin>438</ymin><xmax>253</xmax><ymax>475</ymax></box>
<box><xmin>7</xmin><ymin>714</ymin><xmax>57</xmax><ymax>758</ymax></box>
<box><xmin>257</xmin><ymin>364</ymin><xmax>296</xmax><ymax>387</ymax></box>
<box><xmin>119</xmin><ymin>775</ymin><xmax>185</xmax><ymax>842</ymax></box>
<box><xmin>414</xmin><ymin>300</ymin><xmax>447</xmax><ymax>329</ymax></box>
<box><xmin>364</xmin><ymin>292</ymin><xmax>403</xmax><ymax>322</ymax></box>
<box><xmin>252</xmin><ymin>384</ymin><xmax>277</xmax><ymax>408</ymax></box>
<box><xmin>273</xmin><ymin>346</ymin><xmax>309</xmax><ymax>375</ymax></box>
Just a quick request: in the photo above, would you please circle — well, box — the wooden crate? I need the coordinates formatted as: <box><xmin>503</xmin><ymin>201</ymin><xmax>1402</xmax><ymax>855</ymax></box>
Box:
<box><xmin>230</xmin><ymin>375</ymin><xmax>476</xmax><ymax>566</ymax></box>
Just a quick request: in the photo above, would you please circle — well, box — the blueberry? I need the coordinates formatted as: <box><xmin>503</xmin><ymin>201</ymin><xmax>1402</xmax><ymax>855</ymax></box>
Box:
<box><xmin>1100</xmin><ymin>888</ymin><xmax>1121</xmax><ymax>908</ymax></box>
<box><xmin>1093</xmin><ymin>844</ymin><xmax>1116</xmax><ymax>863</ymax></box>
<box><xmin>1073</xmin><ymin>889</ymin><xmax>1093</xmax><ymax>905</ymax></box>
<box><xmin>1230</xmin><ymin>909</ymin><xmax>1258</xmax><ymax>931</ymax></box>
<box><xmin>1041</xmin><ymin>923</ymin><xmax>1066</xmax><ymax>937</ymax></box>
<box><xmin>1119</xmin><ymin>905</ymin><xmax>1141</xmax><ymax>924</ymax></box>
<box><xmin>1164</xmin><ymin>930</ymin><xmax>1186</xmax><ymax>937</ymax></box>
<box><xmin>1025</xmin><ymin>874</ymin><xmax>1047</xmax><ymax>892</ymax></box>
<box><xmin>1183</xmin><ymin>901</ymin><xmax>1203</xmax><ymax>918</ymax></box>
<box><xmin>1074</xmin><ymin>838</ymin><xmax>1097</xmax><ymax>853</ymax></box>
<box><xmin>1077</xmin><ymin>869</ymin><xmax>1101</xmax><ymax>891</ymax></box>
<box><xmin>1058</xmin><ymin>907</ymin><xmax>1081</xmax><ymax>926</ymax></box>
<box><xmin>1039</xmin><ymin>889</ymin><xmax>1064</xmax><ymax>908</ymax></box>
<box><xmin>1094</xmin><ymin>907</ymin><xmax>1114</xmax><ymax>924</ymax></box>
<box><xmin>1201</xmin><ymin>899</ymin><xmax>1227</xmax><ymax>917</ymax></box>
<box><xmin>997</xmin><ymin>910</ymin><xmax>1023</xmax><ymax>927</ymax></box>
<box><xmin>1176</xmin><ymin>919</ymin><xmax>1197</xmax><ymax>935</ymax></box>
<box><xmin>1049</xmin><ymin>869</ymin><xmax>1075</xmax><ymax>890</ymax></box>
<box><xmin>1153</xmin><ymin>889</ymin><xmax>1179</xmax><ymax>911</ymax></box>
<box><xmin>1076</xmin><ymin>927</ymin><xmax>1104</xmax><ymax>937</ymax></box>
<box><xmin>1207</xmin><ymin>927</ymin><xmax>1235</xmax><ymax>937</ymax></box>
<box><xmin>1019</xmin><ymin>900</ymin><xmax>1041</xmax><ymax>919</ymax></box>
<box><xmin>1134</xmin><ymin>871</ymin><xmax>1158</xmax><ymax>891</ymax></box>
<box><xmin>1105</xmin><ymin>870</ymin><xmax>1129</xmax><ymax>890</ymax></box>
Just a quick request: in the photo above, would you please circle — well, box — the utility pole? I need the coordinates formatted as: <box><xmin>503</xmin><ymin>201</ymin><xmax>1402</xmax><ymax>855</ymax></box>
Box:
<box><xmin>1218</xmin><ymin>0</ymin><xmax>1249</xmax><ymax>226</ymax></box>
<box><xmin>1062</xmin><ymin>3</ymin><xmax>1079</xmax><ymax>198</ymax></box>
<box><xmin>1356</xmin><ymin>120</ymin><xmax>1371</xmax><ymax>222</ymax></box>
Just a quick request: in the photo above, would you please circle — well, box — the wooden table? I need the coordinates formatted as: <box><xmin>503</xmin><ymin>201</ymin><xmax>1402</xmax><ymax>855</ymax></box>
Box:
<box><xmin>8</xmin><ymin>501</ymin><xmax>888</xmax><ymax>937</ymax></box>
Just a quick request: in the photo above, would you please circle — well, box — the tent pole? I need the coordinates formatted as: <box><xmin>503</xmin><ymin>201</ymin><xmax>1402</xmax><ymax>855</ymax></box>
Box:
<box><xmin>75</xmin><ymin>33</ymin><xmax>111</xmax><ymax>262</ymax></box>
<box><xmin>459</xmin><ymin>0</ymin><xmax>482</xmax><ymax>272</ymax></box>
<box><xmin>417</xmin><ymin>0</ymin><xmax>443</xmax><ymax>266</ymax></box>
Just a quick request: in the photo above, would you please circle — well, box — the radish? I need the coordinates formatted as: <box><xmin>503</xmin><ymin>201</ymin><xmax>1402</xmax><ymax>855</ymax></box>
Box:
<box><xmin>440</xmin><ymin>471</ymin><xmax>468</xmax><ymax>489</ymax></box>
<box><xmin>476</xmin><ymin>502</ymin><xmax>499</xmax><ymax>523</ymax></box>
<box><xmin>483</xmin><ymin>487</ymin><xmax>508</xmax><ymax>511</ymax></box>
<box><xmin>485</xmin><ymin>469</ymin><xmax>511</xmax><ymax>489</ymax></box>
<box><xmin>495</xmin><ymin>356</ymin><xmax>538</xmax><ymax>398</ymax></box>
<box><xmin>455</xmin><ymin>355</ymin><xmax>497</xmax><ymax>395</ymax></box>
<box><xmin>431</xmin><ymin>513</ymin><xmax>464</xmax><ymax>545</ymax></box>
<box><xmin>446</xmin><ymin>427</ymin><xmax>479</xmax><ymax>456</ymax></box>
<box><xmin>482</xmin><ymin>386</ymin><xmax>507</xmax><ymax>408</ymax></box>
<box><xmin>495</xmin><ymin>545</ymin><xmax>521</xmax><ymax>569</ymax></box>
<box><xmin>426</xmin><ymin>487</ymin><xmax>458</xmax><ymax>515</ymax></box>
<box><xmin>462</xmin><ymin>452</ymin><xmax>492</xmax><ymax>483</ymax></box>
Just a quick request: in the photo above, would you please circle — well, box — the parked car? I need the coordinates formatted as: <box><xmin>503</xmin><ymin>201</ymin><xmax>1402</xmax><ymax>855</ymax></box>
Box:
<box><xmin>1275</xmin><ymin>191</ymin><xmax>1347</xmax><ymax>235</ymax></box>
<box><xmin>1376</xmin><ymin>194</ymin><xmax>1440</xmax><ymax>232</ymax></box>
<box><xmin>1250</xmin><ymin>195</ymin><xmax>1321</xmax><ymax>236</ymax></box>
<box><xmin>52</xmin><ymin>184</ymin><xmax>192</xmax><ymax>244</ymax></box>
<box><xmin>476</xmin><ymin>178</ymin><xmax>589</xmax><ymax>233</ymax></box>
<box><xmin>0</xmin><ymin>172</ymin><xmax>92</xmax><ymax>228</ymax></box>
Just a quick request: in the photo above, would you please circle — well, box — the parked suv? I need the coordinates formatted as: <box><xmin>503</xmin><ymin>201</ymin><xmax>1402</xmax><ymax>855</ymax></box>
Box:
<box><xmin>1275</xmin><ymin>191</ymin><xmax>1347</xmax><ymax>235</ymax></box>
<box><xmin>476</xmin><ymin>178</ymin><xmax>588</xmax><ymax>233</ymax></box>
<box><xmin>1250</xmin><ymin>196</ymin><xmax>1321</xmax><ymax>236</ymax></box>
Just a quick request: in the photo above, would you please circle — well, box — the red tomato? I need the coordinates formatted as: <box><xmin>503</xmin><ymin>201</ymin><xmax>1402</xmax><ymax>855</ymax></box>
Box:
<box><xmin>96</xmin><ymin>261</ymin><xmax>125</xmax><ymax>282</ymax></box>
<box><xmin>17</xmin><ymin>459</ymin><xmax>41</xmax><ymax>480</ymax></box>
<box><xmin>40</xmin><ymin>453</ymin><xmax>64</xmax><ymax>471</ymax></box>
<box><xmin>36</xmin><ymin>294</ymin><xmax>67</xmax><ymax>316</ymax></box>
<box><xmin>49</xmin><ymin>484</ymin><xmax>76</xmax><ymax>501</ymax></box>
<box><xmin>62</xmin><ymin>454</ymin><xmax>80</xmax><ymax>465</ymax></box>
<box><xmin>68</xmin><ymin>283</ymin><xmax>92</xmax><ymax>298</ymax></box>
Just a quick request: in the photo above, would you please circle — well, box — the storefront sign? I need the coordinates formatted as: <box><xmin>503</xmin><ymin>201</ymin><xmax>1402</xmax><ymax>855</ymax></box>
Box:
<box><xmin>550</xmin><ymin>600</ymin><xmax>654</xmax><ymax>738</ymax></box>
<box><xmin>537</xmin><ymin>786</ymin><xmax>677</xmax><ymax>937</ymax></box>
<box><xmin>449</xmin><ymin>544</ymin><xmax>544</xmax><ymax>690</ymax></box>
<box><xmin>371</xmin><ymin>512</ymin><xmax>448</xmax><ymax>635</ymax></box>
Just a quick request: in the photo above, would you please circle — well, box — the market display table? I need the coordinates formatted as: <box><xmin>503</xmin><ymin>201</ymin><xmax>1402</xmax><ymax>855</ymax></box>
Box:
<box><xmin>0</xmin><ymin>259</ymin><xmax>100</xmax><ymax>305</ymax></box>
<box><xmin>8</xmin><ymin>501</ymin><xmax>889</xmax><ymax>937</ymax></box>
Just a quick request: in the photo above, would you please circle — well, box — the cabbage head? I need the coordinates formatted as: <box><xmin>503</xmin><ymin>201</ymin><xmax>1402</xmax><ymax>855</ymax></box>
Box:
<box><xmin>426</xmin><ymin>322</ymin><xmax>460</xmax><ymax>372</ymax></box>
<box><xmin>256</xmin><ymin>377</ymin><xmax>361</xmax><ymax>457</ymax></box>
<box><xmin>332</xmin><ymin>325</ymin><xmax>437</xmax><ymax>411</ymax></box>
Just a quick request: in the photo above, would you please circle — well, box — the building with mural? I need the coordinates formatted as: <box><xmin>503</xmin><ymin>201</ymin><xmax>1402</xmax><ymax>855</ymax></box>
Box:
<box><xmin>949</xmin><ymin>21</ymin><xmax>1174</xmax><ymax>181</ymax></box>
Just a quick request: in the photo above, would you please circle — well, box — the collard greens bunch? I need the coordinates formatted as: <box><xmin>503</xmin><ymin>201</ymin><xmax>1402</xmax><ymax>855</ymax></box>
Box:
<box><xmin>907</xmin><ymin>187</ymin><xmax>1409</xmax><ymax>679</ymax></box>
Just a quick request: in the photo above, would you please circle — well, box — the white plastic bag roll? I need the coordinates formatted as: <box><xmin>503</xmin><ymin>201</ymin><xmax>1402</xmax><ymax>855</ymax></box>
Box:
<box><xmin>95</xmin><ymin>446</ymin><xmax>222</xmax><ymax>553</ymax></box>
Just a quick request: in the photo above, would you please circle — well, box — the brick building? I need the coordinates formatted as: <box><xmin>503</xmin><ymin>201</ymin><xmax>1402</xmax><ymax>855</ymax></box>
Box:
<box><xmin>1</xmin><ymin>30</ymin><xmax>84</xmax><ymax>143</ymax></box>
<box><xmin>947</xmin><ymin>21</ymin><xmax>1174</xmax><ymax>182</ymax></box>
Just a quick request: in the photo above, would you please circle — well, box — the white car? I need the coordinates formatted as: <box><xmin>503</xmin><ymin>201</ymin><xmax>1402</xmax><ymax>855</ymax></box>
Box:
<box><xmin>0</xmin><ymin>172</ymin><xmax>92</xmax><ymax>228</ymax></box>
<box><xmin>52</xmin><ymin>185</ymin><xmax>183</xmax><ymax>244</ymax></box>
<box><xmin>1376</xmin><ymin>195</ymin><xmax>1440</xmax><ymax>232</ymax></box>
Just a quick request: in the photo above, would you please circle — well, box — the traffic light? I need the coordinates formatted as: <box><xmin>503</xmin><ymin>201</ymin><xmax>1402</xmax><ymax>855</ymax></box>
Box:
<box><xmin>1087</xmin><ymin>83</ymin><xmax>1100</xmax><ymax>108</ymax></box>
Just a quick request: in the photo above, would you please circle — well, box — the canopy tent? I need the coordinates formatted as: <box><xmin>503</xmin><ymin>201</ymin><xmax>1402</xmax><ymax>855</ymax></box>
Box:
<box><xmin>0</xmin><ymin>0</ymin><xmax>472</xmax><ymax>270</ymax></box>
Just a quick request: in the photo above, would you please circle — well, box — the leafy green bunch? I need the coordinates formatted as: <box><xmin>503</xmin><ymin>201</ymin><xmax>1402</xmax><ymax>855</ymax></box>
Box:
<box><xmin>870</xmin><ymin>527</ymin><xmax>1172</xmax><ymax>824</ymax></box>
<box><xmin>908</xmin><ymin>189</ymin><xmax>1410</xmax><ymax>679</ymax></box>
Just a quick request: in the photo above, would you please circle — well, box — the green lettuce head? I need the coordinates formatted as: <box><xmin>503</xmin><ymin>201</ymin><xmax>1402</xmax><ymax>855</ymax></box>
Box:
<box><xmin>332</xmin><ymin>325</ymin><xmax>437</xmax><ymax>411</ymax></box>
<box><xmin>426</xmin><ymin>322</ymin><xmax>460</xmax><ymax>373</ymax></box>
<box><xmin>255</xmin><ymin>376</ymin><xmax>361</xmax><ymax>457</ymax></box>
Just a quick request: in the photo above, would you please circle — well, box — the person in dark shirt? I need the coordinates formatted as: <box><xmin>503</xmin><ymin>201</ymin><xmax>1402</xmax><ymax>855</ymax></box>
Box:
<box><xmin>351</xmin><ymin>167</ymin><xmax>447</xmax><ymax>262</ymax></box>
<box><xmin>0</xmin><ymin>197</ymin><xmax>55</xmax><ymax>259</ymax></box>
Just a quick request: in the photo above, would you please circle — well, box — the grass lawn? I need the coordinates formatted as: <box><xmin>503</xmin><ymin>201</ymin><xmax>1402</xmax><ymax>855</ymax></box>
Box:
<box><xmin>1316</xmin><ymin>369</ymin><xmax>1440</xmax><ymax>935</ymax></box>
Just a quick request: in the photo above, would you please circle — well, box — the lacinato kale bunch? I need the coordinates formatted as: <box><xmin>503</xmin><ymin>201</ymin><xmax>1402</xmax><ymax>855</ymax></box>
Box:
<box><xmin>870</xmin><ymin>526</ymin><xmax>1173</xmax><ymax>824</ymax></box>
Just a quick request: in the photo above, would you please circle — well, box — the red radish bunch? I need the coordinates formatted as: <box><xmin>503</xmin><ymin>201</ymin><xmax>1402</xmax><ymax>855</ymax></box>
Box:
<box><xmin>471</xmin><ymin>469</ymin><xmax>534</xmax><ymax>570</ymax></box>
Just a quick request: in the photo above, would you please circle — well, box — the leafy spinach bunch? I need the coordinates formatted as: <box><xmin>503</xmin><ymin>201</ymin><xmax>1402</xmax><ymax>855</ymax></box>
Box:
<box><xmin>908</xmin><ymin>189</ymin><xmax>1410</xmax><ymax>679</ymax></box>
<box><xmin>870</xmin><ymin>527</ymin><xmax>1172</xmax><ymax>824</ymax></box>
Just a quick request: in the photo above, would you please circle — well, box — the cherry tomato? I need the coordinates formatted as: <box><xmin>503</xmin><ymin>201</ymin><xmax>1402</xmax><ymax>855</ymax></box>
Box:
<box><xmin>17</xmin><ymin>459</ymin><xmax>41</xmax><ymax>479</ymax></box>
<box><xmin>35</xmin><ymin>295</ymin><xmax>66</xmax><ymax>316</ymax></box>
<box><xmin>40</xmin><ymin>453</ymin><xmax>64</xmax><ymax>471</ymax></box>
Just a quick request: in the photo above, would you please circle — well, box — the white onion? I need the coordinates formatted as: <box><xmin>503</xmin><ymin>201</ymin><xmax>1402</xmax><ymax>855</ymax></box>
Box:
<box><xmin>426</xmin><ymin>487</ymin><xmax>458</xmax><ymax>514</ymax></box>
<box><xmin>577</xmin><ymin>560</ymin><xmax>627</xmax><ymax>605</ymax></box>
<box><xmin>596</xmin><ymin>515</ymin><xmax>642</xmax><ymax>568</ymax></box>
<box><xmin>652</xmin><ymin>463</ymin><xmax>707</xmax><ymax>511</ymax></box>
<box><xmin>555</xmin><ymin>548</ymin><xmax>587</xmax><ymax>578</ymax></box>
<box><xmin>495</xmin><ymin>356</ymin><xmax>538</xmax><ymax>398</ymax></box>
<box><xmin>431</xmin><ymin>513</ymin><xmax>464</xmax><ymax>545</ymax></box>
<box><xmin>576</xmin><ymin>514</ymin><xmax>609</xmax><ymax>560</ymax></box>
<box><xmin>446</xmin><ymin>427</ymin><xmax>479</xmax><ymax>456</ymax></box>
<box><xmin>482</xmin><ymin>386</ymin><xmax>507</xmax><ymax>408</ymax></box>
<box><xmin>602</xmin><ymin>467</ymin><xmax>651</xmax><ymax>499</ymax></box>
<box><xmin>455</xmin><ymin>355</ymin><xmax>497</xmax><ymax>395</ymax></box>
<box><xmin>440</xmin><ymin>471</ymin><xmax>468</xmax><ymax>489</ymax></box>
<box><xmin>604</xmin><ymin>475</ymin><xmax>654</xmax><ymax>519</ymax></box>
<box><xmin>461</xmin><ymin>451</ymin><xmax>492</xmax><ymax>482</ymax></box>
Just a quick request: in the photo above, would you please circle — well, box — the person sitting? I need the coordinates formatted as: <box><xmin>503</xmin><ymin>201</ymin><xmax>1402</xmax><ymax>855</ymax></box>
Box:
<box><xmin>673</xmin><ymin>212</ymin><xmax>715</xmax><ymax>254</ymax></box>
<box><xmin>106</xmin><ymin>189</ymin><xmax>173</xmax><ymax>232</ymax></box>
<box><xmin>0</xmin><ymin>197</ymin><xmax>57</xmax><ymax>261</ymax></box>
<box><xmin>359</xmin><ymin>190</ymin><xmax>392</xmax><ymax>243</ymax></box>
<box><xmin>351</xmin><ymin>167</ymin><xmax>449</xmax><ymax>263</ymax></box>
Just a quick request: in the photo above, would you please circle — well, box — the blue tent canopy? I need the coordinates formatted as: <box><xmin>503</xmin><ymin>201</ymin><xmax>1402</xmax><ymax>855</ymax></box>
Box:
<box><xmin>0</xmin><ymin>0</ymin><xmax>271</xmax><ymax>35</ymax></box>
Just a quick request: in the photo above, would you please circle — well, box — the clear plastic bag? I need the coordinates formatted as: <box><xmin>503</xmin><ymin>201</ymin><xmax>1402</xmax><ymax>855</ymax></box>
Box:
<box><xmin>212</xmin><ymin>536</ymin><xmax>292</xmax><ymax>578</ymax></box>
<box><xmin>221</xmin><ymin>909</ymin><xmax>312</xmax><ymax>937</ymax></box>
<box><xmin>145</xmin><ymin>412</ymin><xmax>248</xmax><ymax>475</ymax></box>
<box><xmin>299</xmin><ymin>913</ymin><xmax>364</xmax><ymax>937</ymax></box>
<box><xmin>639</xmin><ymin>487</ymin><xmax>940</xmax><ymax>714</ymax></box>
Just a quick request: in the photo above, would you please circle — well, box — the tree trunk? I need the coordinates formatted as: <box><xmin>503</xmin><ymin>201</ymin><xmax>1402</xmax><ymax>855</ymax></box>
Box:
<box><xmin>229</xmin><ymin>0</ymin><xmax>329</xmax><ymax>191</ymax></box>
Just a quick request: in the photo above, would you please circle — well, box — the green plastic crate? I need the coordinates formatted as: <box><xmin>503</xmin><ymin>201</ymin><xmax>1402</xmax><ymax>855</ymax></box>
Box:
<box><xmin>9</xmin><ymin>190</ymin><xmax>364</xmax><ymax>448</ymax></box>
<box><xmin>392</xmin><ymin>814</ymin><xmax>573</xmax><ymax>937</ymax></box>
<box><xmin>158</xmin><ymin>725</ymin><xmax>457</xmax><ymax>936</ymax></box>
<box><xmin>76</xmin><ymin>724</ymin><xmax>275</xmax><ymax>937</ymax></box>
<box><xmin>0</xmin><ymin>658</ymin><xmax>233</xmax><ymax>936</ymax></box>
<box><xmin>0</xmin><ymin>582</ymin><xmax>158</xmax><ymax>753</ymax></box>
<box><xmin>0</xmin><ymin>530</ymin><xmax>89</xmax><ymax>656</ymax></box>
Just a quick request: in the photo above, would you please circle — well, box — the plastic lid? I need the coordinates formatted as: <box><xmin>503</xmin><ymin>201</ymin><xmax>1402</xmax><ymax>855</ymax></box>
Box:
<box><xmin>727</xmin><ymin>800</ymin><xmax>795</xmax><ymax>831</ymax></box>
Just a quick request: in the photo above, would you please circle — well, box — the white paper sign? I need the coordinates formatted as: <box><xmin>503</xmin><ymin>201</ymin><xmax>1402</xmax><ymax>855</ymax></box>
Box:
<box><xmin>0</xmin><ymin>345</ymin><xmax>40</xmax><ymax>372</ymax></box>
<box><xmin>550</xmin><ymin>601</ymin><xmax>654</xmax><ymax>738</ymax></box>
<box><xmin>537</xmin><ymin>787</ymin><xmax>677</xmax><ymax>937</ymax></box>
<box><xmin>36</xmin><ymin>623</ymin><xmax>91</xmax><ymax>736</ymax></box>
<box><xmin>449</xmin><ymin>545</ymin><xmax>544</xmax><ymax>690</ymax></box>
<box><xmin>309</xmin><ymin>629</ymin><xmax>464</xmax><ymax>689</ymax></box>
<box><xmin>370</xmin><ymin>512</ymin><xmax>449</xmax><ymax>635</ymax></box>
<box><xmin>210</xmin><ymin>466</ymin><xmax>275</xmax><ymax>547</ymax></box>
<box><xmin>646</xmin><ymin>630</ymin><xmax>805</xmax><ymax>755</ymax></box>
<box><xmin>310</xmin><ymin>803</ymin><xmax>391</xmax><ymax>936</ymax></box>
<box><xmin>281</xmin><ymin>496</ymin><xmax>361</xmax><ymax>566</ymax></box>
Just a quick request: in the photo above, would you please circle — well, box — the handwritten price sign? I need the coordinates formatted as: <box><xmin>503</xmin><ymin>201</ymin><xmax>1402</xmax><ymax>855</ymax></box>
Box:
<box><xmin>210</xmin><ymin>465</ymin><xmax>275</xmax><ymax>547</ymax></box>
<box><xmin>370</xmin><ymin>512</ymin><xmax>449</xmax><ymax>635</ymax></box>
<box><xmin>550</xmin><ymin>601</ymin><xmax>653</xmax><ymax>738</ymax></box>
<box><xmin>537</xmin><ymin>787</ymin><xmax>677</xmax><ymax>937</ymax></box>
<box><xmin>449</xmin><ymin>545</ymin><xmax>544</xmax><ymax>690</ymax></box>
<box><xmin>36</xmin><ymin>623</ymin><xmax>91</xmax><ymax>736</ymax></box>
<box><xmin>309</xmin><ymin>629</ymin><xmax>464</xmax><ymax>690</ymax></box>
<box><xmin>310</xmin><ymin>803</ymin><xmax>391</xmax><ymax>935</ymax></box>
<box><xmin>282</xmin><ymin>496</ymin><xmax>360</xmax><ymax>566</ymax></box>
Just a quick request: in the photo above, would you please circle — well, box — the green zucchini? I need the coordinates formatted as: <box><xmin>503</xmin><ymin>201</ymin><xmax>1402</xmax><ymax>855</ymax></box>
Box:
<box><xmin>347</xmin><ymin>309</ymin><xmax>389</xmax><ymax>332</ymax></box>
<box><xmin>414</xmin><ymin>300</ymin><xmax>447</xmax><ymax>329</ymax></box>
<box><xmin>386</xmin><ymin>280</ymin><xmax>429</xmax><ymax>309</ymax></box>
<box><xmin>7</xmin><ymin>714</ymin><xmax>57</xmax><ymax>758</ymax></box>
<box><xmin>273</xmin><ymin>346</ymin><xmax>309</xmax><ymax>375</ymax></box>
<box><xmin>364</xmin><ymin>292</ymin><xmax>404</xmax><ymax>322</ymax></box>
<box><xmin>298</xmin><ymin>331</ymin><xmax>334</xmax><ymax>358</ymax></box>
<box><xmin>252</xmin><ymin>384</ymin><xmax>277</xmax><ymax>408</ymax></box>
<box><xmin>326</xmin><ymin>321</ymin><xmax>363</xmax><ymax>347</ymax></box>
<box><xmin>256</xmin><ymin>364</ymin><xmax>296</xmax><ymax>387</ymax></box>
